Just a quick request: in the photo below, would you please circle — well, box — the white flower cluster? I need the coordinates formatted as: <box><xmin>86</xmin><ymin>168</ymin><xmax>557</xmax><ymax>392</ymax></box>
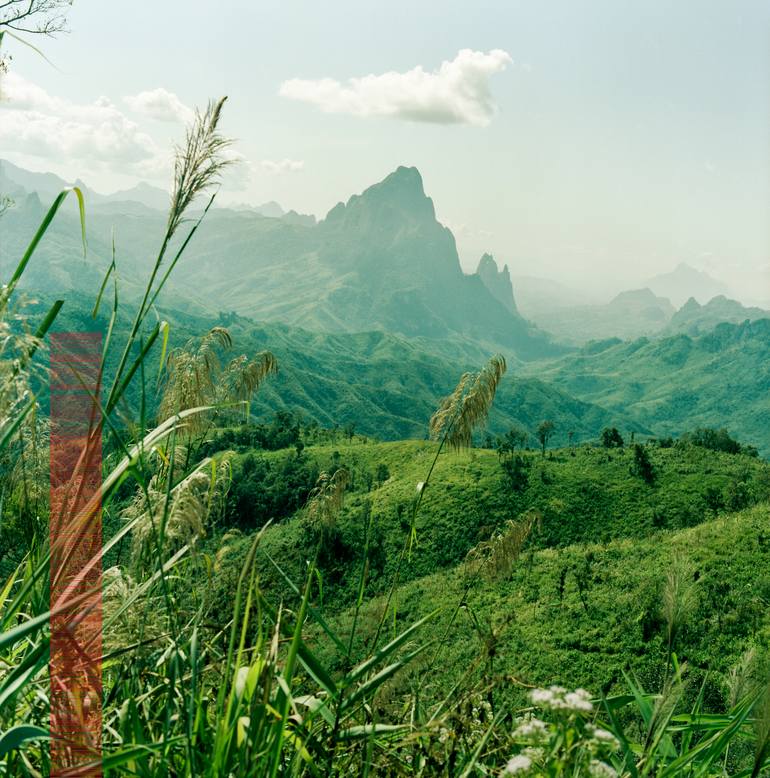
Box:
<box><xmin>499</xmin><ymin>745</ymin><xmax>544</xmax><ymax>775</ymax></box>
<box><xmin>502</xmin><ymin>754</ymin><xmax>532</xmax><ymax>775</ymax></box>
<box><xmin>588</xmin><ymin>758</ymin><xmax>618</xmax><ymax>777</ymax></box>
<box><xmin>529</xmin><ymin>685</ymin><xmax>594</xmax><ymax>714</ymax></box>
<box><xmin>585</xmin><ymin>724</ymin><xmax>620</xmax><ymax>751</ymax></box>
<box><xmin>512</xmin><ymin>715</ymin><xmax>549</xmax><ymax>743</ymax></box>
<box><xmin>500</xmin><ymin>688</ymin><xmax>619</xmax><ymax>777</ymax></box>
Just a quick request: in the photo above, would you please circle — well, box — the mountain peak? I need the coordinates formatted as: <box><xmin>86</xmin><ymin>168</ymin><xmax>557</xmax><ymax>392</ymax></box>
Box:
<box><xmin>477</xmin><ymin>252</ymin><xmax>497</xmax><ymax>273</ymax></box>
<box><xmin>382</xmin><ymin>165</ymin><xmax>424</xmax><ymax>191</ymax></box>
<box><xmin>475</xmin><ymin>252</ymin><xmax>517</xmax><ymax>315</ymax></box>
<box><xmin>323</xmin><ymin>165</ymin><xmax>435</xmax><ymax>226</ymax></box>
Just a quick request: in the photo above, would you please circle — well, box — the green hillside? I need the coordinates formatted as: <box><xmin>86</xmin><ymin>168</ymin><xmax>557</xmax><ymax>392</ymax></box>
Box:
<box><xmin>320</xmin><ymin>502</ymin><xmax>770</xmax><ymax>706</ymax></box>
<box><xmin>665</xmin><ymin>295</ymin><xmax>770</xmax><ymax>336</ymax></box>
<box><xmin>25</xmin><ymin>290</ymin><xmax>641</xmax><ymax>446</ymax></box>
<box><xmin>205</xmin><ymin>436</ymin><xmax>770</xmax><ymax>633</ymax></box>
<box><xmin>525</xmin><ymin>319</ymin><xmax>770</xmax><ymax>455</ymax></box>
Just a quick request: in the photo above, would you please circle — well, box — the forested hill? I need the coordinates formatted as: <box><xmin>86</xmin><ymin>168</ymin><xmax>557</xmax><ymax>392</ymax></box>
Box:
<box><xmin>29</xmin><ymin>290</ymin><xmax>641</xmax><ymax>445</ymax></box>
<box><xmin>525</xmin><ymin>318</ymin><xmax>770</xmax><ymax>455</ymax></box>
<box><xmin>201</xmin><ymin>434</ymin><xmax>770</xmax><ymax>706</ymax></box>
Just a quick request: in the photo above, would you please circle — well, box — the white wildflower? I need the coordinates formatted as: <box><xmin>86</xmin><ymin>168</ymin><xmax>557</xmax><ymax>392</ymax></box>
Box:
<box><xmin>586</xmin><ymin>724</ymin><xmax>620</xmax><ymax>750</ymax></box>
<box><xmin>588</xmin><ymin>759</ymin><xmax>618</xmax><ymax>777</ymax></box>
<box><xmin>502</xmin><ymin>754</ymin><xmax>532</xmax><ymax>775</ymax></box>
<box><xmin>529</xmin><ymin>687</ymin><xmax>556</xmax><ymax>707</ymax></box>
<box><xmin>530</xmin><ymin>685</ymin><xmax>594</xmax><ymax>714</ymax></box>
<box><xmin>564</xmin><ymin>689</ymin><xmax>594</xmax><ymax>714</ymax></box>
<box><xmin>513</xmin><ymin>717</ymin><xmax>549</xmax><ymax>742</ymax></box>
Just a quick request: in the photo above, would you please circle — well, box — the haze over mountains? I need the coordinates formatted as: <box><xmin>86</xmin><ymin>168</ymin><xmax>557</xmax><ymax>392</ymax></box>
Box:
<box><xmin>1</xmin><ymin>160</ymin><xmax>558</xmax><ymax>358</ymax></box>
<box><xmin>645</xmin><ymin>262</ymin><xmax>731</xmax><ymax>308</ymax></box>
<box><xmin>3</xmin><ymin>158</ymin><xmax>769</xmax><ymax>451</ymax></box>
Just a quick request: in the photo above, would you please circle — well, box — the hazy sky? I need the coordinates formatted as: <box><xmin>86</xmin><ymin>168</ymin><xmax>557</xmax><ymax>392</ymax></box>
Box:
<box><xmin>2</xmin><ymin>1</ymin><xmax>769</xmax><ymax>302</ymax></box>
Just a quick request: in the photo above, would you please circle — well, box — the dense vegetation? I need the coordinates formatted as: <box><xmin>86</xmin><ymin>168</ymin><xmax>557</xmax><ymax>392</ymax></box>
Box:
<box><xmin>203</xmin><ymin>434</ymin><xmax>770</xmax><ymax>613</ymax></box>
<box><xmin>527</xmin><ymin>322</ymin><xmax>770</xmax><ymax>456</ymax></box>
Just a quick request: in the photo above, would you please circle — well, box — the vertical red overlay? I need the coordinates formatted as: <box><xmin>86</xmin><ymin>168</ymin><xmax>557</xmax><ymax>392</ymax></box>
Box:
<box><xmin>49</xmin><ymin>332</ymin><xmax>103</xmax><ymax>777</ymax></box>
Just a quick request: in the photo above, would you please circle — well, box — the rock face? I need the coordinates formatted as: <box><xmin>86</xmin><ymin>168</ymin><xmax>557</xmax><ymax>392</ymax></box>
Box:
<box><xmin>475</xmin><ymin>253</ymin><xmax>517</xmax><ymax>314</ymax></box>
<box><xmin>309</xmin><ymin>166</ymin><xmax>554</xmax><ymax>355</ymax></box>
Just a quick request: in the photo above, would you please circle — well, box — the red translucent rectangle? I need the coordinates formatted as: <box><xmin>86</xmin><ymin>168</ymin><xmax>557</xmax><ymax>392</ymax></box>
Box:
<box><xmin>49</xmin><ymin>332</ymin><xmax>103</xmax><ymax>776</ymax></box>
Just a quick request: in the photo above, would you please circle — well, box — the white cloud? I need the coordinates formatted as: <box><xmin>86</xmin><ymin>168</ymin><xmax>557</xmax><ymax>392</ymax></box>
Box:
<box><xmin>0</xmin><ymin>72</ymin><xmax>165</xmax><ymax>174</ymax></box>
<box><xmin>278</xmin><ymin>49</ymin><xmax>512</xmax><ymax>126</ymax></box>
<box><xmin>260</xmin><ymin>158</ymin><xmax>304</xmax><ymax>174</ymax></box>
<box><xmin>124</xmin><ymin>87</ymin><xmax>194</xmax><ymax>124</ymax></box>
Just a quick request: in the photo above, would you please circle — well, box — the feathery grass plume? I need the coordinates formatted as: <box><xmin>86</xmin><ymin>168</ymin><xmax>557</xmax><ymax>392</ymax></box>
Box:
<box><xmin>660</xmin><ymin>554</ymin><xmax>698</xmax><ymax>667</ymax></box>
<box><xmin>430</xmin><ymin>354</ymin><xmax>506</xmax><ymax>450</ymax></box>
<box><xmin>306</xmin><ymin>468</ymin><xmax>350</xmax><ymax>529</ymax></box>
<box><xmin>371</xmin><ymin>356</ymin><xmax>507</xmax><ymax>651</ymax></box>
<box><xmin>5</xmin><ymin>413</ymin><xmax>49</xmax><ymax>544</ymax></box>
<box><xmin>222</xmin><ymin>350</ymin><xmax>278</xmax><ymax>404</ymax></box>
<box><xmin>159</xmin><ymin>327</ymin><xmax>231</xmax><ymax>422</ymax></box>
<box><xmin>464</xmin><ymin>509</ymin><xmax>541</xmax><ymax>582</ymax></box>
<box><xmin>100</xmin><ymin>566</ymin><xmax>166</xmax><ymax>655</ymax></box>
<box><xmin>104</xmin><ymin>97</ymin><xmax>231</xmax><ymax>419</ymax></box>
<box><xmin>125</xmin><ymin>457</ymin><xmax>231</xmax><ymax>571</ymax></box>
<box><xmin>0</xmin><ymin>297</ymin><xmax>48</xmax><ymax>559</ymax></box>
<box><xmin>167</xmin><ymin>97</ymin><xmax>233</xmax><ymax>240</ymax></box>
<box><xmin>728</xmin><ymin>647</ymin><xmax>758</xmax><ymax>709</ymax></box>
<box><xmin>158</xmin><ymin>326</ymin><xmax>276</xmax><ymax>428</ymax></box>
<box><xmin>0</xmin><ymin>300</ymin><xmax>44</xmax><ymax>426</ymax></box>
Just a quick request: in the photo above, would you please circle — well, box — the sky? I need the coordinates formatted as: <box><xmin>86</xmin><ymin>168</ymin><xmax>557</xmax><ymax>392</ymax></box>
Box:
<box><xmin>1</xmin><ymin>0</ymin><xmax>769</xmax><ymax>303</ymax></box>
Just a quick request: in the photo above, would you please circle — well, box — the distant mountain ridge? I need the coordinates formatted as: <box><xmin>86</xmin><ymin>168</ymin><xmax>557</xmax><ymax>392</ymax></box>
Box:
<box><xmin>528</xmin><ymin>318</ymin><xmax>770</xmax><ymax>455</ymax></box>
<box><xmin>0</xmin><ymin>158</ymin><xmax>170</xmax><ymax>211</ymax></box>
<box><xmin>1</xmin><ymin>162</ymin><xmax>559</xmax><ymax>359</ymax></box>
<box><xmin>4</xmin><ymin>159</ymin><xmax>762</xmax><ymax>365</ymax></box>
<box><xmin>666</xmin><ymin>295</ymin><xmax>770</xmax><ymax>335</ymax></box>
<box><xmin>646</xmin><ymin>262</ymin><xmax>730</xmax><ymax>307</ymax></box>
<box><xmin>521</xmin><ymin>287</ymin><xmax>675</xmax><ymax>344</ymax></box>
<box><xmin>0</xmin><ymin>158</ymin><xmax>315</xmax><ymax>225</ymax></box>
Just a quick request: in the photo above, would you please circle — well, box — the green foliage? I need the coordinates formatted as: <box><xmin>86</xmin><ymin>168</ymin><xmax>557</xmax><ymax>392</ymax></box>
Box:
<box><xmin>632</xmin><ymin>443</ymin><xmax>655</xmax><ymax>485</ymax></box>
<box><xmin>208</xmin><ymin>436</ymin><xmax>770</xmax><ymax>622</ymax></box>
<box><xmin>601</xmin><ymin>427</ymin><xmax>624</xmax><ymax>448</ymax></box>
<box><xmin>500</xmin><ymin>453</ymin><xmax>531</xmax><ymax>492</ymax></box>
<box><xmin>529</xmin><ymin>320</ymin><xmax>770</xmax><ymax>456</ymax></box>
<box><xmin>225</xmin><ymin>449</ymin><xmax>319</xmax><ymax>530</ymax></box>
<box><xmin>201</xmin><ymin>412</ymin><xmax>302</xmax><ymax>455</ymax></box>
<box><xmin>496</xmin><ymin>425</ymin><xmax>529</xmax><ymax>457</ymax></box>
<box><xmin>537</xmin><ymin>420</ymin><xmax>556</xmax><ymax>456</ymax></box>
<box><xmin>682</xmin><ymin>426</ymin><xmax>758</xmax><ymax>457</ymax></box>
